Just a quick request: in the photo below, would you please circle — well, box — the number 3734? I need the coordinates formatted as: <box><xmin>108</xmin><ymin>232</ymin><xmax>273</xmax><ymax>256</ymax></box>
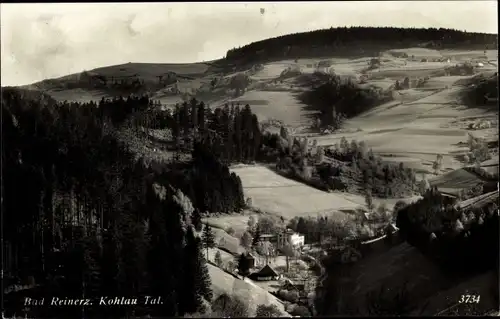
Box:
<box><xmin>459</xmin><ymin>295</ymin><xmax>480</xmax><ymax>303</ymax></box>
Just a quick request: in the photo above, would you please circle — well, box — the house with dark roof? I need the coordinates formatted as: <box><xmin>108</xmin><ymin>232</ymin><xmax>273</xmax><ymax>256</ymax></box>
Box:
<box><xmin>241</xmin><ymin>252</ymin><xmax>256</xmax><ymax>269</ymax></box>
<box><xmin>248</xmin><ymin>264</ymin><xmax>280</xmax><ymax>281</ymax></box>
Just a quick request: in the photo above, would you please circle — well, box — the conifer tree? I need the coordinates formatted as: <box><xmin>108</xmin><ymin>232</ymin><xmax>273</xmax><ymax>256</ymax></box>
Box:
<box><xmin>252</xmin><ymin>227</ymin><xmax>261</xmax><ymax>247</ymax></box>
<box><xmin>181</xmin><ymin>226</ymin><xmax>213</xmax><ymax>314</ymax></box>
<box><xmin>201</xmin><ymin>223</ymin><xmax>215</xmax><ymax>260</ymax></box>
<box><xmin>191</xmin><ymin>209</ymin><xmax>203</xmax><ymax>232</ymax></box>
<box><xmin>237</xmin><ymin>253</ymin><xmax>251</xmax><ymax>277</ymax></box>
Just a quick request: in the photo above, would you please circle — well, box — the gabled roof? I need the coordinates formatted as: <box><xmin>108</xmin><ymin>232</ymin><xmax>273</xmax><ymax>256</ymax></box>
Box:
<box><xmin>257</xmin><ymin>264</ymin><xmax>279</xmax><ymax>277</ymax></box>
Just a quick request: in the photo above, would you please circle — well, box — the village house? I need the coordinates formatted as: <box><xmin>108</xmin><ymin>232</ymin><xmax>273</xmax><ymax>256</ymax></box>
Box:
<box><xmin>248</xmin><ymin>264</ymin><xmax>280</xmax><ymax>281</ymax></box>
<box><xmin>289</xmin><ymin>233</ymin><xmax>305</xmax><ymax>247</ymax></box>
<box><xmin>276</xmin><ymin>229</ymin><xmax>305</xmax><ymax>248</ymax></box>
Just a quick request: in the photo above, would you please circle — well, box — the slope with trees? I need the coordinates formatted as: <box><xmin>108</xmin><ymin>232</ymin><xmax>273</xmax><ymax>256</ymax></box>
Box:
<box><xmin>2</xmin><ymin>88</ymin><xmax>214</xmax><ymax>318</ymax></box>
<box><xmin>225</xmin><ymin>27</ymin><xmax>497</xmax><ymax>65</ymax></box>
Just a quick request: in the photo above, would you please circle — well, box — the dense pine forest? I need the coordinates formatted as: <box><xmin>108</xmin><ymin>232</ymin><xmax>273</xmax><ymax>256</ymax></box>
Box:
<box><xmin>1</xmin><ymin>86</ymin><xmax>297</xmax><ymax>318</ymax></box>
<box><xmin>225</xmin><ymin>27</ymin><xmax>498</xmax><ymax>65</ymax></box>
<box><xmin>1</xmin><ymin>89</ymin><xmax>216</xmax><ymax>318</ymax></box>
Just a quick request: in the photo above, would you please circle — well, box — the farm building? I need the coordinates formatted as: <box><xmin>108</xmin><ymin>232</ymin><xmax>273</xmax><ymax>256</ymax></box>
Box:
<box><xmin>276</xmin><ymin>229</ymin><xmax>305</xmax><ymax>248</ymax></box>
<box><xmin>289</xmin><ymin>233</ymin><xmax>305</xmax><ymax>247</ymax></box>
<box><xmin>241</xmin><ymin>252</ymin><xmax>256</xmax><ymax>269</ymax></box>
<box><xmin>248</xmin><ymin>264</ymin><xmax>280</xmax><ymax>281</ymax></box>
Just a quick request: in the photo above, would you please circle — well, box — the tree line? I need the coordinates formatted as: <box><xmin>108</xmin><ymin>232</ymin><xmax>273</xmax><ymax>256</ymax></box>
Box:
<box><xmin>298</xmin><ymin>74</ymin><xmax>393</xmax><ymax>129</ymax></box>
<box><xmin>395</xmin><ymin>188</ymin><xmax>499</xmax><ymax>276</ymax></box>
<box><xmin>169</xmin><ymin>99</ymin><xmax>262</xmax><ymax>164</ymax></box>
<box><xmin>225</xmin><ymin>27</ymin><xmax>497</xmax><ymax>65</ymax></box>
<box><xmin>257</xmin><ymin>127</ymin><xmax>417</xmax><ymax>199</ymax></box>
<box><xmin>2</xmin><ymin>88</ymin><xmax>213</xmax><ymax>318</ymax></box>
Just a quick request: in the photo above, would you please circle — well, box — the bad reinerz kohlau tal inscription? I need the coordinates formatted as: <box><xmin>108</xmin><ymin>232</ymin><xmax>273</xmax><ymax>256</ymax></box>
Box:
<box><xmin>24</xmin><ymin>296</ymin><xmax>163</xmax><ymax>307</ymax></box>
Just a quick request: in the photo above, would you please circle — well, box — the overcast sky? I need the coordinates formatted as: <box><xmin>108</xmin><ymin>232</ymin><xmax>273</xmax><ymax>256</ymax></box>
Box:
<box><xmin>1</xmin><ymin>1</ymin><xmax>498</xmax><ymax>86</ymax></box>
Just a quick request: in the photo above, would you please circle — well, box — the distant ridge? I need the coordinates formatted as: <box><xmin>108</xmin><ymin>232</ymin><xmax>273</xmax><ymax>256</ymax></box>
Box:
<box><xmin>225</xmin><ymin>26</ymin><xmax>498</xmax><ymax>64</ymax></box>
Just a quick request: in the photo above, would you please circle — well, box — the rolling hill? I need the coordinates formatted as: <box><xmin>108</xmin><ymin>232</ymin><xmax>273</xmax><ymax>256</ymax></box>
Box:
<box><xmin>5</xmin><ymin>24</ymin><xmax>498</xmax><ymax>319</ymax></box>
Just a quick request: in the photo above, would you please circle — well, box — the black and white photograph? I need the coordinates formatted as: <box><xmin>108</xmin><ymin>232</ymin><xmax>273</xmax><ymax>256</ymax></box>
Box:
<box><xmin>1</xmin><ymin>2</ymin><xmax>499</xmax><ymax>318</ymax></box>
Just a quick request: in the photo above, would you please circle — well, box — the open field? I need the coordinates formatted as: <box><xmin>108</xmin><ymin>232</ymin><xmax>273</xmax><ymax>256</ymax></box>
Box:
<box><xmin>230</xmin><ymin>165</ymin><xmax>420</xmax><ymax>220</ymax></box>
<box><xmin>206</xmin><ymin>247</ymin><xmax>235</xmax><ymax>264</ymax></box>
<box><xmin>480</xmin><ymin>157</ymin><xmax>499</xmax><ymax>175</ymax></box>
<box><xmin>210</xmin><ymin>227</ymin><xmax>245</xmax><ymax>255</ymax></box>
<box><xmin>429</xmin><ymin>168</ymin><xmax>487</xmax><ymax>195</ymax></box>
<box><xmin>207</xmin><ymin>263</ymin><xmax>289</xmax><ymax>317</ymax></box>
<box><xmin>205</xmin><ymin>213</ymin><xmax>259</xmax><ymax>238</ymax></box>
<box><xmin>339</xmin><ymin>193</ymin><xmax>422</xmax><ymax>209</ymax></box>
<box><xmin>88</xmin><ymin>62</ymin><xmax>214</xmax><ymax>80</ymax></box>
<box><xmin>220</xmin><ymin>90</ymin><xmax>314</xmax><ymax>127</ymax></box>
<box><xmin>35</xmin><ymin>49</ymin><xmax>497</xmax><ymax>170</ymax></box>
<box><xmin>458</xmin><ymin>190</ymin><xmax>499</xmax><ymax>210</ymax></box>
<box><xmin>311</xmin><ymin>87</ymin><xmax>496</xmax><ymax>173</ymax></box>
<box><xmin>231</xmin><ymin>165</ymin><xmax>361</xmax><ymax>219</ymax></box>
<box><xmin>44</xmin><ymin>88</ymin><xmax>110</xmax><ymax>103</ymax></box>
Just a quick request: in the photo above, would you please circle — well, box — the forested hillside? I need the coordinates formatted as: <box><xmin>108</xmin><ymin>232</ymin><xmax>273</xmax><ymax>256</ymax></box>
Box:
<box><xmin>225</xmin><ymin>27</ymin><xmax>498</xmax><ymax>65</ymax></box>
<box><xmin>1</xmin><ymin>89</ymin><xmax>216</xmax><ymax>318</ymax></box>
<box><xmin>396</xmin><ymin>188</ymin><xmax>499</xmax><ymax>275</ymax></box>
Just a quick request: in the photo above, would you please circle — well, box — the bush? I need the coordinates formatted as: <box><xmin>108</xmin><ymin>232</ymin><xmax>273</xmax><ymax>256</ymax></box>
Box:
<box><xmin>226</xmin><ymin>227</ymin><xmax>235</xmax><ymax>235</ymax></box>
<box><xmin>291</xmin><ymin>305</ymin><xmax>312</xmax><ymax>317</ymax></box>
<box><xmin>256</xmin><ymin>304</ymin><xmax>282</xmax><ymax>317</ymax></box>
<box><xmin>279</xmin><ymin>289</ymin><xmax>299</xmax><ymax>303</ymax></box>
<box><xmin>396</xmin><ymin>190</ymin><xmax>499</xmax><ymax>275</ymax></box>
<box><xmin>212</xmin><ymin>293</ymin><xmax>249</xmax><ymax>317</ymax></box>
<box><xmin>298</xmin><ymin>76</ymin><xmax>393</xmax><ymax>129</ymax></box>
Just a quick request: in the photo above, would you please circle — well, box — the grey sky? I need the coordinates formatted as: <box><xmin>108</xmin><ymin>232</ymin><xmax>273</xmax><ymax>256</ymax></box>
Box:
<box><xmin>1</xmin><ymin>1</ymin><xmax>498</xmax><ymax>86</ymax></box>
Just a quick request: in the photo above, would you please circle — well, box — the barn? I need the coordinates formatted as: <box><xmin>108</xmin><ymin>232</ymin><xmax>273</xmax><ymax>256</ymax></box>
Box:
<box><xmin>248</xmin><ymin>264</ymin><xmax>280</xmax><ymax>281</ymax></box>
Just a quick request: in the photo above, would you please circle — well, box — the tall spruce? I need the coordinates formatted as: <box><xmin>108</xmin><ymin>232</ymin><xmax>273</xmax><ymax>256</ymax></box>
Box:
<box><xmin>181</xmin><ymin>226</ymin><xmax>213</xmax><ymax>314</ymax></box>
<box><xmin>191</xmin><ymin>209</ymin><xmax>203</xmax><ymax>232</ymax></box>
<box><xmin>201</xmin><ymin>223</ymin><xmax>216</xmax><ymax>260</ymax></box>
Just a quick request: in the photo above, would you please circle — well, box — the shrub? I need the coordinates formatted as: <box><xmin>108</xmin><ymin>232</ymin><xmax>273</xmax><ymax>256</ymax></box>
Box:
<box><xmin>212</xmin><ymin>293</ymin><xmax>249</xmax><ymax>317</ymax></box>
<box><xmin>291</xmin><ymin>305</ymin><xmax>312</xmax><ymax>317</ymax></box>
<box><xmin>226</xmin><ymin>227</ymin><xmax>235</xmax><ymax>235</ymax></box>
<box><xmin>298</xmin><ymin>76</ymin><xmax>393</xmax><ymax>129</ymax></box>
<box><xmin>279</xmin><ymin>289</ymin><xmax>299</xmax><ymax>303</ymax></box>
<box><xmin>256</xmin><ymin>304</ymin><xmax>282</xmax><ymax>317</ymax></box>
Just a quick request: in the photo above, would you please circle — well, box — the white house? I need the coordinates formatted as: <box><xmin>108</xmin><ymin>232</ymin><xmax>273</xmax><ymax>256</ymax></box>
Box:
<box><xmin>289</xmin><ymin>233</ymin><xmax>305</xmax><ymax>247</ymax></box>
